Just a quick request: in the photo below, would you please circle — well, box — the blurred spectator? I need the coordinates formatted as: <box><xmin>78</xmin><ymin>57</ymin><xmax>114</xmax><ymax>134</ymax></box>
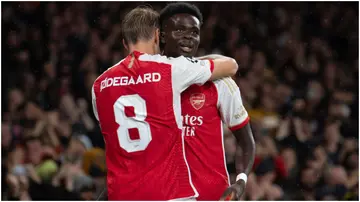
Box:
<box><xmin>1</xmin><ymin>2</ymin><xmax>358</xmax><ymax>200</ymax></box>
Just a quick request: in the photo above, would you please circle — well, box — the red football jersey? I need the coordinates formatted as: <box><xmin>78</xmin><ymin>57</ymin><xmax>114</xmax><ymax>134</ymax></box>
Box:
<box><xmin>91</xmin><ymin>51</ymin><xmax>214</xmax><ymax>200</ymax></box>
<box><xmin>181</xmin><ymin>77</ymin><xmax>249</xmax><ymax>200</ymax></box>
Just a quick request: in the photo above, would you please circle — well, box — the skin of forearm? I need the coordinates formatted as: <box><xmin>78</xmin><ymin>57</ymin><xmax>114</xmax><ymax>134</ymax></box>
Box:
<box><xmin>233</xmin><ymin>124</ymin><xmax>256</xmax><ymax>178</ymax></box>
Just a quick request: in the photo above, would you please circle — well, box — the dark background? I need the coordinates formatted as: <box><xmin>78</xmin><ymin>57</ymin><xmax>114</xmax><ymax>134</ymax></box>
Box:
<box><xmin>1</xmin><ymin>2</ymin><xmax>358</xmax><ymax>200</ymax></box>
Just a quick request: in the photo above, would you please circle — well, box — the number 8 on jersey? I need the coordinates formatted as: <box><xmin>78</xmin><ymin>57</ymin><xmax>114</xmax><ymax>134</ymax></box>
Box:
<box><xmin>114</xmin><ymin>94</ymin><xmax>152</xmax><ymax>153</ymax></box>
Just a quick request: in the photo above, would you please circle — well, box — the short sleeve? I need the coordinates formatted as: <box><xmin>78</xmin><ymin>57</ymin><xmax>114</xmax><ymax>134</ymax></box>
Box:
<box><xmin>91</xmin><ymin>84</ymin><xmax>99</xmax><ymax>121</ymax></box>
<box><xmin>170</xmin><ymin>56</ymin><xmax>214</xmax><ymax>92</ymax></box>
<box><xmin>215</xmin><ymin>78</ymin><xmax>249</xmax><ymax>131</ymax></box>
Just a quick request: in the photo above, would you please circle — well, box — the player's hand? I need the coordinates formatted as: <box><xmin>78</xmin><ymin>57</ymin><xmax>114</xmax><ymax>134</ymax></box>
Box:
<box><xmin>219</xmin><ymin>180</ymin><xmax>246</xmax><ymax>201</ymax></box>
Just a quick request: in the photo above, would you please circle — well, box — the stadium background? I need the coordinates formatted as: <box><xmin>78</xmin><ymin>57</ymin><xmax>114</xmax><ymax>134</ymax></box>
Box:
<box><xmin>1</xmin><ymin>1</ymin><xmax>358</xmax><ymax>200</ymax></box>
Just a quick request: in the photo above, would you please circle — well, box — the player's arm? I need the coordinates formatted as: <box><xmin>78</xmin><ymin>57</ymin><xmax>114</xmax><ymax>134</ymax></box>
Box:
<box><xmin>216</xmin><ymin>78</ymin><xmax>255</xmax><ymax>177</ymax></box>
<box><xmin>232</xmin><ymin>125</ymin><xmax>255</xmax><ymax>177</ymax></box>
<box><xmin>170</xmin><ymin>56</ymin><xmax>238</xmax><ymax>92</ymax></box>
<box><xmin>198</xmin><ymin>54</ymin><xmax>239</xmax><ymax>80</ymax></box>
<box><xmin>196</xmin><ymin>54</ymin><xmax>226</xmax><ymax>60</ymax></box>
<box><xmin>196</xmin><ymin>54</ymin><xmax>238</xmax><ymax>81</ymax></box>
<box><xmin>216</xmin><ymin>78</ymin><xmax>255</xmax><ymax>200</ymax></box>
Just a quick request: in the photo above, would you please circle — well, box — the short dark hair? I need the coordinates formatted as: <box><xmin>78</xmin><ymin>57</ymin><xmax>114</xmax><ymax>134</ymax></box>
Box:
<box><xmin>122</xmin><ymin>6</ymin><xmax>160</xmax><ymax>45</ymax></box>
<box><xmin>159</xmin><ymin>3</ymin><xmax>203</xmax><ymax>28</ymax></box>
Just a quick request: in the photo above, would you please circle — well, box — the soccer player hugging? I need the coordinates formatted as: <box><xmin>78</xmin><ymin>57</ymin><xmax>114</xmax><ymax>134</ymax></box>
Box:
<box><xmin>160</xmin><ymin>3</ymin><xmax>255</xmax><ymax>201</ymax></box>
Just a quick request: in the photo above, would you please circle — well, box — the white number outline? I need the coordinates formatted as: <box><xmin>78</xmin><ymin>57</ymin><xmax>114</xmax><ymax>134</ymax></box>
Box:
<box><xmin>113</xmin><ymin>94</ymin><xmax>152</xmax><ymax>153</ymax></box>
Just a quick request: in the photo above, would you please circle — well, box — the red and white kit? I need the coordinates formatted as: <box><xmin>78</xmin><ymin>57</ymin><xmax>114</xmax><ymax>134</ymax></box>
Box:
<box><xmin>92</xmin><ymin>51</ymin><xmax>214</xmax><ymax>200</ymax></box>
<box><xmin>181</xmin><ymin>77</ymin><xmax>249</xmax><ymax>201</ymax></box>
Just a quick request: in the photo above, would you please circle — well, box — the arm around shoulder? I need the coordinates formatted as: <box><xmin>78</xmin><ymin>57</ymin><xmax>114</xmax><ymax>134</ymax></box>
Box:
<box><xmin>196</xmin><ymin>54</ymin><xmax>238</xmax><ymax>81</ymax></box>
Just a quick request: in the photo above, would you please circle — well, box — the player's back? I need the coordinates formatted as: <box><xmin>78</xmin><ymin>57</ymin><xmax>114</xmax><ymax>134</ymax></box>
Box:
<box><xmin>92</xmin><ymin>51</ymin><xmax>201</xmax><ymax>200</ymax></box>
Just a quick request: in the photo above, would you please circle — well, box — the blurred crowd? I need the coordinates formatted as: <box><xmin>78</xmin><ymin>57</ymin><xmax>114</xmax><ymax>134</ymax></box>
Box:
<box><xmin>2</xmin><ymin>2</ymin><xmax>358</xmax><ymax>201</ymax></box>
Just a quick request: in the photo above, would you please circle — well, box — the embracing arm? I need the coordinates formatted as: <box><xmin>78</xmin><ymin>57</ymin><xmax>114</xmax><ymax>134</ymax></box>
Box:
<box><xmin>195</xmin><ymin>54</ymin><xmax>238</xmax><ymax>81</ymax></box>
<box><xmin>196</xmin><ymin>54</ymin><xmax>229</xmax><ymax>60</ymax></box>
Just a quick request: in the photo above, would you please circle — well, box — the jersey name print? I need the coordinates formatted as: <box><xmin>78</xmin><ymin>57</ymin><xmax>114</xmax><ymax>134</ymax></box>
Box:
<box><xmin>100</xmin><ymin>72</ymin><xmax>161</xmax><ymax>91</ymax></box>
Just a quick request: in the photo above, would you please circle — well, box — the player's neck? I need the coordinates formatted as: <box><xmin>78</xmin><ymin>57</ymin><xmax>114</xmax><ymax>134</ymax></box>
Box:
<box><xmin>129</xmin><ymin>41</ymin><xmax>157</xmax><ymax>55</ymax></box>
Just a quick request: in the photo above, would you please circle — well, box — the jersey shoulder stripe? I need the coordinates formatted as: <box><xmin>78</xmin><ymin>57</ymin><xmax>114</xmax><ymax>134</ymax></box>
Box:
<box><xmin>214</xmin><ymin>77</ymin><xmax>238</xmax><ymax>95</ymax></box>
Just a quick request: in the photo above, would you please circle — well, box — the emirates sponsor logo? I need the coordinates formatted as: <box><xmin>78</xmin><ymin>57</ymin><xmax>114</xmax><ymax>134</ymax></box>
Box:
<box><xmin>181</xmin><ymin>114</ymin><xmax>203</xmax><ymax>137</ymax></box>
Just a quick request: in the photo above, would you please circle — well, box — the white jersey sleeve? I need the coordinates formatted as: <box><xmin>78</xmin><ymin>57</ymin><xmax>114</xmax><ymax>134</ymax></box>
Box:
<box><xmin>138</xmin><ymin>53</ymin><xmax>213</xmax><ymax>129</ymax></box>
<box><xmin>168</xmin><ymin>56</ymin><xmax>214</xmax><ymax>93</ymax></box>
<box><xmin>215</xmin><ymin>77</ymin><xmax>249</xmax><ymax>131</ymax></box>
<box><xmin>91</xmin><ymin>85</ymin><xmax>99</xmax><ymax>121</ymax></box>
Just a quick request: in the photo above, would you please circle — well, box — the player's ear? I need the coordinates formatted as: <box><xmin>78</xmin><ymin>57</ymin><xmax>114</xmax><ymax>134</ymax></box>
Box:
<box><xmin>122</xmin><ymin>39</ymin><xmax>128</xmax><ymax>50</ymax></box>
<box><xmin>154</xmin><ymin>28</ymin><xmax>160</xmax><ymax>44</ymax></box>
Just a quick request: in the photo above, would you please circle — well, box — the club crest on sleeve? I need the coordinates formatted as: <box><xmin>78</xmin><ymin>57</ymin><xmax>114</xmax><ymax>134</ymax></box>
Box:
<box><xmin>190</xmin><ymin>93</ymin><xmax>205</xmax><ymax>110</ymax></box>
